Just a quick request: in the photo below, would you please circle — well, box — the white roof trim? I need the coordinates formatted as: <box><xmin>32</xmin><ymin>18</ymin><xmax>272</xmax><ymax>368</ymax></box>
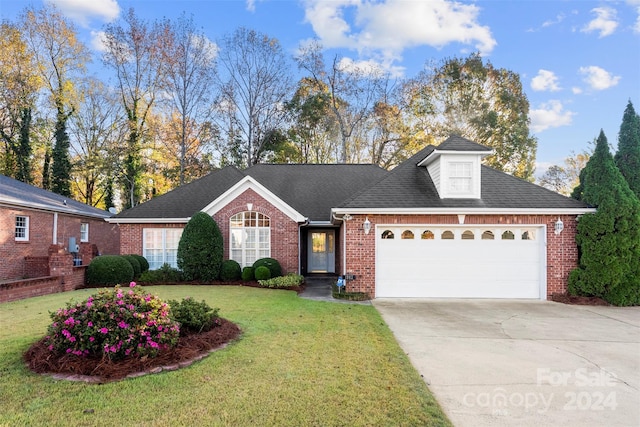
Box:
<box><xmin>332</xmin><ymin>207</ymin><xmax>596</xmax><ymax>216</ymax></box>
<box><xmin>0</xmin><ymin>201</ymin><xmax>110</xmax><ymax>219</ymax></box>
<box><xmin>105</xmin><ymin>217</ymin><xmax>190</xmax><ymax>224</ymax></box>
<box><xmin>418</xmin><ymin>149</ymin><xmax>494</xmax><ymax>167</ymax></box>
<box><xmin>201</xmin><ymin>176</ymin><xmax>306</xmax><ymax>222</ymax></box>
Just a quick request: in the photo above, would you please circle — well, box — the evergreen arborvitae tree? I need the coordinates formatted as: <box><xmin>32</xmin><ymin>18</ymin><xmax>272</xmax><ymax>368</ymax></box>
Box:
<box><xmin>51</xmin><ymin>117</ymin><xmax>72</xmax><ymax>197</ymax></box>
<box><xmin>614</xmin><ymin>100</ymin><xmax>640</xmax><ymax>198</ymax></box>
<box><xmin>177</xmin><ymin>212</ymin><xmax>223</xmax><ymax>281</ymax></box>
<box><xmin>568</xmin><ymin>130</ymin><xmax>640</xmax><ymax>306</ymax></box>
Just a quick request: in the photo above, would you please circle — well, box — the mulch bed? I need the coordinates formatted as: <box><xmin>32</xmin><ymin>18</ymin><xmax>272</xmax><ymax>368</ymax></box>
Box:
<box><xmin>83</xmin><ymin>281</ymin><xmax>304</xmax><ymax>293</ymax></box>
<box><xmin>24</xmin><ymin>319</ymin><xmax>242</xmax><ymax>383</ymax></box>
<box><xmin>550</xmin><ymin>293</ymin><xmax>610</xmax><ymax>306</ymax></box>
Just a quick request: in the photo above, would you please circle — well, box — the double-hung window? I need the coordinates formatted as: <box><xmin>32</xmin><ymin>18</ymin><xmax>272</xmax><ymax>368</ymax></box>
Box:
<box><xmin>448</xmin><ymin>162</ymin><xmax>473</xmax><ymax>194</ymax></box>
<box><xmin>80</xmin><ymin>223</ymin><xmax>89</xmax><ymax>242</ymax></box>
<box><xmin>15</xmin><ymin>215</ymin><xmax>29</xmax><ymax>241</ymax></box>
<box><xmin>230</xmin><ymin>212</ymin><xmax>270</xmax><ymax>267</ymax></box>
<box><xmin>143</xmin><ymin>228</ymin><xmax>183</xmax><ymax>270</ymax></box>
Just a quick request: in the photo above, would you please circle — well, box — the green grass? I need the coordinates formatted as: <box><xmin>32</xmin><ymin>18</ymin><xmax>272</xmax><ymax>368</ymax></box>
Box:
<box><xmin>0</xmin><ymin>286</ymin><xmax>451</xmax><ymax>427</ymax></box>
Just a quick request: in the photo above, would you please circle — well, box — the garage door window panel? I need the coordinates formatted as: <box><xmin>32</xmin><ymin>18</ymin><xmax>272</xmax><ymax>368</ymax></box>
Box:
<box><xmin>441</xmin><ymin>230</ymin><xmax>455</xmax><ymax>240</ymax></box>
<box><xmin>482</xmin><ymin>230</ymin><xmax>494</xmax><ymax>240</ymax></box>
<box><xmin>382</xmin><ymin>230</ymin><xmax>394</xmax><ymax>239</ymax></box>
<box><xmin>421</xmin><ymin>230</ymin><xmax>434</xmax><ymax>240</ymax></box>
<box><xmin>401</xmin><ymin>230</ymin><xmax>414</xmax><ymax>239</ymax></box>
<box><xmin>501</xmin><ymin>231</ymin><xmax>515</xmax><ymax>240</ymax></box>
<box><xmin>462</xmin><ymin>230</ymin><xmax>474</xmax><ymax>240</ymax></box>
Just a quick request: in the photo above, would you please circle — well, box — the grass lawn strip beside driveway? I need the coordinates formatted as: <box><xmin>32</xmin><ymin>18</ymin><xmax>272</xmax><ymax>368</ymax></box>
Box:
<box><xmin>374</xmin><ymin>299</ymin><xmax>640</xmax><ymax>427</ymax></box>
<box><xmin>0</xmin><ymin>286</ymin><xmax>451</xmax><ymax>427</ymax></box>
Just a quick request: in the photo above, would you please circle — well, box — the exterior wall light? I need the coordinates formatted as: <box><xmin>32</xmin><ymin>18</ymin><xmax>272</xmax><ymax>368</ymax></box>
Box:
<box><xmin>554</xmin><ymin>217</ymin><xmax>564</xmax><ymax>235</ymax></box>
<box><xmin>363</xmin><ymin>217</ymin><xmax>372</xmax><ymax>235</ymax></box>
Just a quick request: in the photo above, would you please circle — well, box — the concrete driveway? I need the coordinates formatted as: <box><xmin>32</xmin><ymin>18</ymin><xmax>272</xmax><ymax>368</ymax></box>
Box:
<box><xmin>373</xmin><ymin>299</ymin><xmax>640</xmax><ymax>427</ymax></box>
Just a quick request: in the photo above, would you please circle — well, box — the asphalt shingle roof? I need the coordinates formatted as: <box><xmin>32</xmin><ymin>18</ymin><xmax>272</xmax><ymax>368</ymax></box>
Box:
<box><xmin>0</xmin><ymin>174</ymin><xmax>111</xmax><ymax>218</ymax></box>
<box><xmin>114</xmin><ymin>164</ymin><xmax>388</xmax><ymax>221</ymax></box>
<box><xmin>340</xmin><ymin>144</ymin><xmax>591</xmax><ymax>210</ymax></box>
<box><xmin>113</xmin><ymin>135</ymin><xmax>590</xmax><ymax>221</ymax></box>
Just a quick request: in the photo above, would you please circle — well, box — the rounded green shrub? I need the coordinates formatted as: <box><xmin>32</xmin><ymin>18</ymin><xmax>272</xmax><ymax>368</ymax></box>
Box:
<box><xmin>220</xmin><ymin>260</ymin><xmax>241</xmax><ymax>281</ymax></box>
<box><xmin>45</xmin><ymin>284</ymin><xmax>180</xmax><ymax>360</ymax></box>
<box><xmin>252</xmin><ymin>258</ymin><xmax>281</xmax><ymax>278</ymax></box>
<box><xmin>129</xmin><ymin>254</ymin><xmax>149</xmax><ymax>273</ymax></box>
<box><xmin>177</xmin><ymin>212</ymin><xmax>223</xmax><ymax>281</ymax></box>
<box><xmin>241</xmin><ymin>266</ymin><xmax>255</xmax><ymax>281</ymax></box>
<box><xmin>167</xmin><ymin>297</ymin><xmax>220</xmax><ymax>335</ymax></box>
<box><xmin>86</xmin><ymin>255</ymin><xmax>134</xmax><ymax>286</ymax></box>
<box><xmin>254</xmin><ymin>265</ymin><xmax>271</xmax><ymax>281</ymax></box>
<box><xmin>121</xmin><ymin>255</ymin><xmax>142</xmax><ymax>279</ymax></box>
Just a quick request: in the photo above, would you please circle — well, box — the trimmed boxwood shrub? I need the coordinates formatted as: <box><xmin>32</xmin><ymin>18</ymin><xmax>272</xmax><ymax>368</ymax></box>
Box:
<box><xmin>241</xmin><ymin>266</ymin><xmax>254</xmax><ymax>281</ymax></box>
<box><xmin>138</xmin><ymin>263</ymin><xmax>182</xmax><ymax>284</ymax></box>
<box><xmin>254</xmin><ymin>266</ymin><xmax>271</xmax><ymax>281</ymax></box>
<box><xmin>252</xmin><ymin>258</ymin><xmax>281</xmax><ymax>278</ymax></box>
<box><xmin>177</xmin><ymin>212</ymin><xmax>223</xmax><ymax>281</ymax></box>
<box><xmin>220</xmin><ymin>260</ymin><xmax>241</xmax><ymax>281</ymax></box>
<box><xmin>86</xmin><ymin>255</ymin><xmax>134</xmax><ymax>286</ymax></box>
<box><xmin>128</xmin><ymin>254</ymin><xmax>149</xmax><ymax>273</ymax></box>
<box><xmin>167</xmin><ymin>297</ymin><xmax>220</xmax><ymax>335</ymax></box>
<box><xmin>121</xmin><ymin>255</ymin><xmax>142</xmax><ymax>279</ymax></box>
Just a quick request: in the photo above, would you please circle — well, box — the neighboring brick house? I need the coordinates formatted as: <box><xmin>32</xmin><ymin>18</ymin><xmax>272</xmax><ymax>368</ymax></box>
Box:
<box><xmin>109</xmin><ymin>136</ymin><xmax>594</xmax><ymax>299</ymax></box>
<box><xmin>0</xmin><ymin>175</ymin><xmax>120</xmax><ymax>281</ymax></box>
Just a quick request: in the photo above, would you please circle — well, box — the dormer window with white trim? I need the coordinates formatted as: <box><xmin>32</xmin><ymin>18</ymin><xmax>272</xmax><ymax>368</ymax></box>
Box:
<box><xmin>448</xmin><ymin>162</ymin><xmax>473</xmax><ymax>194</ymax></box>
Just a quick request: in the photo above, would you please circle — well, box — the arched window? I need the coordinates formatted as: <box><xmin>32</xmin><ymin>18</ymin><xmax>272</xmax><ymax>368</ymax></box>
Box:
<box><xmin>501</xmin><ymin>230</ymin><xmax>515</xmax><ymax>240</ymax></box>
<box><xmin>381</xmin><ymin>230</ymin><xmax>394</xmax><ymax>239</ymax></box>
<box><xmin>441</xmin><ymin>230</ymin><xmax>455</xmax><ymax>240</ymax></box>
<box><xmin>230</xmin><ymin>211</ymin><xmax>270</xmax><ymax>267</ymax></box>
<box><xmin>522</xmin><ymin>230</ymin><xmax>535</xmax><ymax>240</ymax></box>
<box><xmin>481</xmin><ymin>230</ymin><xmax>494</xmax><ymax>240</ymax></box>
<box><xmin>461</xmin><ymin>230</ymin><xmax>474</xmax><ymax>240</ymax></box>
<box><xmin>401</xmin><ymin>230</ymin><xmax>414</xmax><ymax>239</ymax></box>
<box><xmin>421</xmin><ymin>230</ymin><xmax>434</xmax><ymax>240</ymax></box>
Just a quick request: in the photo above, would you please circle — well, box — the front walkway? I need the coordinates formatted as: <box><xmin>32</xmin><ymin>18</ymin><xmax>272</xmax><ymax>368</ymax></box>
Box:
<box><xmin>299</xmin><ymin>276</ymin><xmax>370</xmax><ymax>305</ymax></box>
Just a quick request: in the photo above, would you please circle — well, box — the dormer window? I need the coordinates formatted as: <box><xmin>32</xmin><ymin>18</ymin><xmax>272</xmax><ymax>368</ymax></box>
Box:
<box><xmin>448</xmin><ymin>162</ymin><xmax>473</xmax><ymax>194</ymax></box>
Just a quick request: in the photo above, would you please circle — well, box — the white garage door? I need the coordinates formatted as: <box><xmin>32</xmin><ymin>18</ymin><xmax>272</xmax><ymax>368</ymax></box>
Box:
<box><xmin>376</xmin><ymin>226</ymin><xmax>546</xmax><ymax>299</ymax></box>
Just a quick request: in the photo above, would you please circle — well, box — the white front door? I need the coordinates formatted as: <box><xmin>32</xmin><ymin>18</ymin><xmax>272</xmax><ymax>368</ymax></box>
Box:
<box><xmin>308</xmin><ymin>231</ymin><xmax>335</xmax><ymax>273</ymax></box>
<box><xmin>376</xmin><ymin>225</ymin><xmax>545</xmax><ymax>299</ymax></box>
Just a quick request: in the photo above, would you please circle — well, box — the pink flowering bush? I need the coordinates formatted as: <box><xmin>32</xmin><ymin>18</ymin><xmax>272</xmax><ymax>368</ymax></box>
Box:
<box><xmin>45</xmin><ymin>284</ymin><xmax>180</xmax><ymax>360</ymax></box>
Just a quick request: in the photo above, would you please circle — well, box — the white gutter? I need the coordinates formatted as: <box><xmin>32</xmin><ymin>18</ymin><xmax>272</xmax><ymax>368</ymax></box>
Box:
<box><xmin>105</xmin><ymin>217</ymin><xmax>191</xmax><ymax>224</ymax></box>
<box><xmin>332</xmin><ymin>207</ymin><xmax>596</xmax><ymax>216</ymax></box>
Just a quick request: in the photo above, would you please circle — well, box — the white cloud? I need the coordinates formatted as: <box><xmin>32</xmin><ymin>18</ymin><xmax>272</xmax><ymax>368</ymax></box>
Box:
<box><xmin>581</xmin><ymin>7</ymin><xmax>618</xmax><ymax>37</ymax></box>
<box><xmin>46</xmin><ymin>0</ymin><xmax>120</xmax><ymax>26</ymax></box>
<box><xmin>579</xmin><ymin>66</ymin><xmax>621</xmax><ymax>90</ymax></box>
<box><xmin>337</xmin><ymin>56</ymin><xmax>405</xmax><ymax>77</ymax></box>
<box><xmin>572</xmin><ymin>87</ymin><xmax>583</xmax><ymax>95</ymax></box>
<box><xmin>531</xmin><ymin>70</ymin><xmax>560</xmax><ymax>92</ymax></box>
<box><xmin>90</xmin><ymin>30</ymin><xmax>108</xmax><ymax>52</ymax></box>
<box><xmin>628</xmin><ymin>0</ymin><xmax>640</xmax><ymax>33</ymax></box>
<box><xmin>530</xmin><ymin>100</ymin><xmax>575</xmax><ymax>133</ymax></box>
<box><xmin>303</xmin><ymin>0</ymin><xmax>496</xmax><ymax>64</ymax></box>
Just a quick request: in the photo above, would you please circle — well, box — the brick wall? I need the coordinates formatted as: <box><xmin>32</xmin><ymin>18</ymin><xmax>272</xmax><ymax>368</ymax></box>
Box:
<box><xmin>118</xmin><ymin>188</ymin><xmax>300</xmax><ymax>274</ymax></box>
<box><xmin>343</xmin><ymin>213</ymin><xmax>580</xmax><ymax>299</ymax></box>
<box><xmin>0</xmin><ymin>206</ymin><xmax>119</xmax><ymax>281</ymax></box>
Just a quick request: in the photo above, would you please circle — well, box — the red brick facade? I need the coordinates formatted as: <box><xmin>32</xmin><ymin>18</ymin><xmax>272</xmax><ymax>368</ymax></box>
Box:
<box><xmin>0</xmin><ymin>206</ymin><xmax>120</xmax><ymax>281</ymax></box>
<box><xmin>342</xmin><ymin>213</ymin><xmax>579</xmax><ymax>299</ymax></box>
<box><xmin>117</xmin><ymin>189</ymin><xmax>300</xmax><ymax>275</ymax></box>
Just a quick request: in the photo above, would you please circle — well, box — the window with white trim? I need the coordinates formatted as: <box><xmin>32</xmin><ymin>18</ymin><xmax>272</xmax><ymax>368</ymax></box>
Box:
<box><xmin>143</xmin><ymin>228</ymin><xmax>183</xmax><ymax>270</ymax></box>
<box><xmin>15</xmin><ymin>215</ymin><xmax>29</xmax><ymax>241</ymax></box>
<box><xmin>448</xmin><ymin>162</ymin><xmax>473</xmax><ymax>193</ymax></box>
<box><xmin>230</xmin><ymin>212</ymin><xmax>270</xmax><ymax>267</ymax></box>
<box><xmin>80</xmin><ymin>223</ymin><xmax>89</xmax><ymax>242</ymax></box>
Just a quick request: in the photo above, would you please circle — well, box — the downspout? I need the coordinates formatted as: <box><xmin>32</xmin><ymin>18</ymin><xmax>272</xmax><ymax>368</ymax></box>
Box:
<box><xmin>53</xmin><ymin>212</ymin><xmax>58</xmax><ymax>245</ymax></box>
<box><xmin>298</xmin><ymin>218</ymin><xmax>309</xmax><ymax>275</ymax></box>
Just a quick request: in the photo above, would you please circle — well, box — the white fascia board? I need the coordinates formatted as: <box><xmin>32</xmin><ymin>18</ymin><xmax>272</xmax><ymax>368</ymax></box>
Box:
<box><xmin>332</xmin><ymin>207</ymin><xmax>596</xmax><ymax>216</ymax></box>
<box><xmin>105</xmin><ymin>217</ymin><xmax>190</xmax><ymax>224</ymax></box>
<box><xmin>201</xmin><ymin>176</ymin><xmax>306</xmax><ymax>222</ymax></box>
<box><xmin>417</xmin><ymin>149</ymin><xmax>494</xmax><ymax>167</ymax></box>
<box><xmin>0</xmin><ymin>201</ymin><xmax>110</xmax><ymax>219</ymax></box>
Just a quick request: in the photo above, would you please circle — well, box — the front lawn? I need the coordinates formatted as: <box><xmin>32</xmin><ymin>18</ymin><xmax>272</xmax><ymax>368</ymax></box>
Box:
<box><xmin>0</xmin><ymin>286</ymin><xmax>451</xmax><ymax>426</ymax></box>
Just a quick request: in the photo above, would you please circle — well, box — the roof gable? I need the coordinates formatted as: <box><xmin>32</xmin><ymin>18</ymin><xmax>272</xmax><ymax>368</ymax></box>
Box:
<box><xmin>0</xmin><ymin>174</ymin><xmax>110</xmax><ymax>218</ymax></box>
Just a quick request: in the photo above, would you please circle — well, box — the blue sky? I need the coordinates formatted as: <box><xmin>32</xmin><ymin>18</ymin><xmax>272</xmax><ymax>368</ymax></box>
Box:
<box><xmin>2</xmin><ymin>0</ymin><xmax>639</xmax><ymax>175</ymax></box>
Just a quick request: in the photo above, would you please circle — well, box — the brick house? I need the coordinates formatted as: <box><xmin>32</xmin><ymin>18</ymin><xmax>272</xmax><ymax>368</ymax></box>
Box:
<box><xmin>0</xmin><ymin>174</ymin><xmax>120</xmax><ymax>281</ymax></box>
<box><xmin>108</xmin><ymin>136</ymin><xmax>594</xmax><ymax>299</ymax></box>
